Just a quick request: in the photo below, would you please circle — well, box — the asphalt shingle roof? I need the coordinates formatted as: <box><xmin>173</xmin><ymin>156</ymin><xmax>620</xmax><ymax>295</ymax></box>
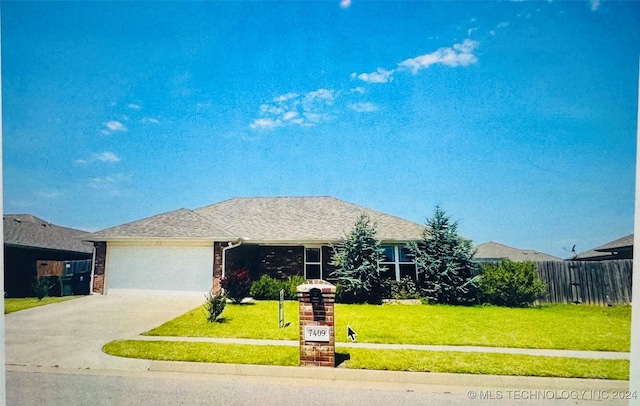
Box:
<box><xmin>573</xmin><ymin>234</ymin><xmax>633</xmax><ymax>260</ymax></box>
<box><xmin>85</xmin><ymin>197</ymin><xmax>424</xmax><ymax>242</ymax></box>
<box><xmin>194</xmin><ymin>197</ymin><xmax>424</xmax><ymax>242</ymax></box>
<box><xmin>4</xmin><ymin>214</ymin><xmax>93</xmax><ymax>253</ymax></box>
<box><xmin>474</xmin><ymin>241</ymin><xmax>561</xmax><ymax>262</ymax></box>
<box><xmin>84</xmin><ymin>208</ymin><xmax>236</xmax><ymax>241</ymax></box>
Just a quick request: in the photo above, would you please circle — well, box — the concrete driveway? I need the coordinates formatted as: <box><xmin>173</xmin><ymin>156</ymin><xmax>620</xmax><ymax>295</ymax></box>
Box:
<box><xmin>5</xmin><ymin>295</ymin><xmax>203</xmax><ymax>371</ymax></box>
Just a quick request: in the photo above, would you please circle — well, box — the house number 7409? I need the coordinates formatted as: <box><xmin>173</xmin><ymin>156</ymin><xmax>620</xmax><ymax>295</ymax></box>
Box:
<box><xmin>304</xmin><ymin>326</ymin><xmax>330</xmax><ymax>342</ymax></box>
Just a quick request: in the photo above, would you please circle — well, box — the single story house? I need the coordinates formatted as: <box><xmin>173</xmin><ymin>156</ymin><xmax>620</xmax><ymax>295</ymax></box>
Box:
<box><xmin>572</xmin><ymin>234</ymin><xmax>633</xmax><ymax>261</ymax></box>
<box><xmin>84</xmin><ymin>196</ymin><xmax>425</xmax><ymax>296</ymax></box>
<box><xmin>4</xmin><ymin>214</ymin><xmax>93</xmax><ymax>297</ymax></box>
<box><xmin>473</xmin><ymin>241</ymin><xmax>561</xmax><ymax>263</ymax></box>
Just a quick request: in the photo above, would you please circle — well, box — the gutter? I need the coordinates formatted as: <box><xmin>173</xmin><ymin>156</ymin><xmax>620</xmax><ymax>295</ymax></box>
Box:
<box><xmin>221</xmin><ymin>240</ymin><xmax>243</xmax><ymax>279</ymax></box>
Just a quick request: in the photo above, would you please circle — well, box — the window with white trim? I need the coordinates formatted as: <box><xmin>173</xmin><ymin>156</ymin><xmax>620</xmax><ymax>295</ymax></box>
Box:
<box><xmin>305</xmin><ymin>247</ymin><xmax>322</xmax><ymax>280</ymax></box>
<box><xmin>380</xmin><ymin>245</ymin><xmax>417</xmax><ymax>281</ymax></box>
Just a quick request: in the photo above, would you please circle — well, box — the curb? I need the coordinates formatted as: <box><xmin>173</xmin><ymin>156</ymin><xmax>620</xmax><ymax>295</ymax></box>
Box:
<box><xmin>148</xmin><ymin>360</ymin><xmax>630</xmax><ymax>390</ymax></box>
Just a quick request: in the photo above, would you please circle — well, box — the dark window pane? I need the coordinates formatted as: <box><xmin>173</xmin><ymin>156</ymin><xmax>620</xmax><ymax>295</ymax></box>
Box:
<box><xmin>306</xmin><ymin>264</ymin><xmax>321</xmax><ymax>279</ymax></box>
<box><xmin>399</xmin><ymin>247</ymin><xmax>413</xmax><ymax>263</ymax></box>
<box><xmin>399</xmin><ymin>264</ymin><xmax>417</xmax><ymax>280</ymax></box>
<box><xmin>306</xmin><ymin>248</ymin><xmax>320</xmax><ymax>263</ymax></box>
<box><xmin>381</xmin><ymin>264</ymin><xmax>395</xmax><ymax>280</ymax></box>
<box><xmin>382</xmin><ymin>246</ymin><xmax>395</xmax><ymax>262</ymax></box>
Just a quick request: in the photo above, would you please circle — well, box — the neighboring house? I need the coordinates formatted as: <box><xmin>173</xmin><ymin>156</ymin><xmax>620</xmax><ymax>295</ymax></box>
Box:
<box><xmin>4</xmin><ymin>214</ymin><xmax>93</xmax><ymax>297</ymax></box>
<box><xmin>474</xmin><ymin>241</ymin><xmax>561</xmax><ymax>263</ymax></box>
<box><xmin>84</xmin><ymin>196</ymin><xmax>425</xmax><ymax>296</ymax></box>
<box><xmin>572</xmin><ymin>234</ymin><xmax>633</xmax><ymax>261</ymax></box>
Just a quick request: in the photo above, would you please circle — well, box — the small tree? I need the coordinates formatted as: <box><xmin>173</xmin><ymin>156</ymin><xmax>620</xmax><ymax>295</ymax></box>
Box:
<box><xmin>204</xmin><ymin>290</ymin><xmax>227</xmax><ymax>322</ymax></box>
<box><xmin>408</xmin><ymin>207</ymin><xmax>480</xmax><ymax>305</ymax></box>
<box><xmin>221</xmin><ymin>268</ymin><xmax>251</xmax><ymax>303</ymax></box>
<box><xmin>331</xmin><ymin>213</ymin><xmax>389</xmax><ymax>304</ymax></box>
<box><xmin>478</xmin><ymin>260</ymin><xmax>546</xmax><ymax>307</ymax></box>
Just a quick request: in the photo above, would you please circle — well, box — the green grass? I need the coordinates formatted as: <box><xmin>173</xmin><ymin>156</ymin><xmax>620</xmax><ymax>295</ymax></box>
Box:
<box><xmin>146</xmin><ymin>301</ymin><xmax>631</xmax><ymax>352</ymax></box>
<box><xmin>4</xmin><ymin>296</ymin><xmax>83</xmax><ymax>314</ymax></box>
<box><xmin>103</xmin><ymin>341</ymin><xmax>629</xmax><ymax>380</ymax></box>
<box><xmin>104</xmin><ymin>340</ymin><xmax>299</xmax><ymax>366</ymax></box>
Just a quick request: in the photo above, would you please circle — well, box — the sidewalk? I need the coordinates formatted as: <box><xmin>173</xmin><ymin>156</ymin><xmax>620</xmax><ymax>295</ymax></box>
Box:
<box><xmin>130</xmin><ymin>335</ymin><xmax>631</xmax><ymax>360</ymax></box>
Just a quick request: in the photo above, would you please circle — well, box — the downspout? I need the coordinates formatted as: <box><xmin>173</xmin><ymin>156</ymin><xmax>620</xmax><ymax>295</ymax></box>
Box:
<box><xmin>222</xmin><ymin>240</ymin><xmax>243</xmax><ymax>279</ymax></box>
<box><xmin>89</xmin><ymin>244</ymin><xmax>96</xmax><ymax>294</ymax></box>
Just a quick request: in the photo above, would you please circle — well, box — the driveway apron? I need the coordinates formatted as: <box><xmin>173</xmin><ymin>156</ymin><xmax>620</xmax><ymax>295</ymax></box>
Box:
<box><xmin>5</xmin><ymin>295</ymin><xmax>203</xmax><ymax>371</ymax></box>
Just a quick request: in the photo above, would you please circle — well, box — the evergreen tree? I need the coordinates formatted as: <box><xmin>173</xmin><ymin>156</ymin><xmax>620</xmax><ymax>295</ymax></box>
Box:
<box><xmin>331</xmin><ymin>213</ymin><xmax>389</xmax><ymax>304</ymax></box>
<box><xmin>408</xmin><ymin>207</ymin><xmax>479</xmax><ymax>305</ymax></box>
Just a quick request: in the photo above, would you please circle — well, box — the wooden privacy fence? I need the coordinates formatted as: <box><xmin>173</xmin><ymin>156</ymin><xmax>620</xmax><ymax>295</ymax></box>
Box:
<box><xmin>535</xmin><ymin>260</ymin><xmax>633</xmax><ymax>306</ymax></box>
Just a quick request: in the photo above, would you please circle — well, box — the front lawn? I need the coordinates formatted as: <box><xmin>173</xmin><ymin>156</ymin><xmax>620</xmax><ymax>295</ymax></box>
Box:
<box><xmin>103</xmin><ymin>340</ymin><xmax>630</xmax><ymax>380</ymax></box>
<box><xmin>4</xmin><ymin>296</ymin><xmax>82</xmax><ymax>314</ymax></box>
<box><xmin>145</xmin><ymin>301</ymin><xmax>631</xmax><ymax>352</ymax></box>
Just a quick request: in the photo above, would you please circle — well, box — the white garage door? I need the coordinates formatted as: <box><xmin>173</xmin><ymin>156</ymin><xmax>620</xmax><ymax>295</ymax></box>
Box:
<box><xmin>106</xmin><ymin>243</ymin><xmax>213</xmax><ymax>296</ymax></box>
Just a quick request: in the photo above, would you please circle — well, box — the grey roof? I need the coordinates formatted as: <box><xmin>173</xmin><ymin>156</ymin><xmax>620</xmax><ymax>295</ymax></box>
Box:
<box><xmin>573</xmin><ymin>234</ymin><xmax>633</xmax><ymax>260</ymax></box>
<box><xmin>85</xmin><ymin>196</ymin><xmax>424</xmax><ymax>243</ymax></box>
<box><xmin>194</xmin><ymin>197</ymin><xmax>424</xmax><ymax>242</ymax></box>
<box><xmin>593</xmin><ymin>234</ymin><xmax>633</xmax><ymax>252</ymax></box>
<box><xmin>474</xmin><ymin>241</ymin><xmax>561</xmax><ymax>262</ymax></box>
<box><xmin>84</xmin><ymin>208</ymin><xmax>236</xmax><ymax>241</ymax></box>
<box><xmin>4</xmin><ymin>214</ymin><xmax>93</xmax><ymax>254</ymax></box>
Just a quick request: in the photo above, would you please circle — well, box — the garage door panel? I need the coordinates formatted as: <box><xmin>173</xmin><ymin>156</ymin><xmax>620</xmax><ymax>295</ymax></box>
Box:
<box><xmin>106</xmin><ymin>245</ymin><xmax>213</xmax><ymax>294</ymax></box>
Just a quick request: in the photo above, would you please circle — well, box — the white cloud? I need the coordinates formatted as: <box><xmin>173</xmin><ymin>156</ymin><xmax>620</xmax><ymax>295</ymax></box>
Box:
<box><xmin>350</xmin><ymin>87</ymin><xmax>366</xmax><ymax>94</ymax></box>
<box><xmin>340</xmin><ymin>0</ymin><xmax>351</xmax><ymax>8</ymax></box>
<box><xmin>76</xmin><ymin>151</ymin><xmax>121</xmax><ymax>164</ymax></box>
<box><xmin>128</xmin><ymin>103</ymin><xmax>141</xmax><ymax>110</ymax></box>
<box><xmin>304</xmin><ymin>89</ymin><xmax>335</xmax><ymax>107</ymax></box>
<box><xmin>94</xmin><ymin>152</ymin><xmax>120</xmax><ymax>162</ymax></box>
<box><xmin>349</xmin><ymin>102</ymin><xmax>378</xmax><ymax>113</ymax></box>
<box><xmin>88</xmin><ymin>173</ymin><xmax>131</xmax><ymax>191</ymax></box>
<box><xmin>273</xmin><ymin>92</ymin><xmax>299</xmax><ymax>102</ymax></box>
<box><xmin>398</xmin><ymin>39</ymin><xmax>479</xmax><ymax>74</ymax></box>
<box><xmin>283</xmin><ymin>111</ymin><xmax>299</xmax><ymax>121</ymax></box>
<box><xmin>141</xmin><ymin>117</ymin><xmax>160</xmax><ymax>124</ymax></box>
<box><xmin>590</xmin><ymin>0</ymin><xmax>600</xmax><ymax>11</ymax></box>
<box><xmin>351</xmin><ymin>68</ymin><xmax>394</xmax><ymax>83</ymax></box>
<box><xmin>104</xmin><ymin>120</ymin><xmax>127</xmax><ymax>132</ymax></box>
<box><xmin>250</xmin><ymin>88</ymin><xmax>335</xmax><ymax>130</ymax></box>
<box><xmin>250</xmin><ymin>118</ymin><xmax>281</xmax><ymax>130</ymax></box>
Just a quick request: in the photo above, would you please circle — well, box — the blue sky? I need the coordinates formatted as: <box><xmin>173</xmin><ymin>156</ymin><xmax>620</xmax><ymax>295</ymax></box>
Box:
<box><xmin>2</xmin><ymin>1</ymin><xmax>638</xmax><ymax>259</ymax></box>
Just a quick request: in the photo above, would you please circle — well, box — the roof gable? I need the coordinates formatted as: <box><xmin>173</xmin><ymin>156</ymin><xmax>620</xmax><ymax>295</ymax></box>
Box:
<box><xmin>193</xmin><ymin>196</ymin><xmax>424</xmax><ymax>242</ymax></box>
<box><xmin>3</xmin><ymin>214</ymin><xmax>93</xmax><ymax>253</ymax></box>
<box><xmin>474</xmin><ymin>241</ymin><xmax>561</xmax><ymax>262</ymax></box>
<box><xmin>84</xmin><ymin>208</ymin><xmax>236</xmax><ymax>241</ymax></box>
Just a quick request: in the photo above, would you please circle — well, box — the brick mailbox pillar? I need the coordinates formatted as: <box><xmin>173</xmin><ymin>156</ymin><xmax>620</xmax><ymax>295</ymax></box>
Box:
<box><xmin>297</xmin><ymin>280</ymin><xmax>336</xmax><ymax>367</ymax></box>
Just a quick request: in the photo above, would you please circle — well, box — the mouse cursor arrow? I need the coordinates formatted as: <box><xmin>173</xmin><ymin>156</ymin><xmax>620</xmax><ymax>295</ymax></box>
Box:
<box><xmin>347</xmin><ymin>325</ymin><xmax>357</xmax><ymax>342</ymax></box>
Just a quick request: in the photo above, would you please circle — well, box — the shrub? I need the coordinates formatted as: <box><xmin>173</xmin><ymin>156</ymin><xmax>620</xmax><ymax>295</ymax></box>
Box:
<box><xmin>204</xmin><ymin>290</ymin><xmax>227</xmax><ymax>322</ymax></box>
<box><xmin>32</xmin><ymin>277</ymin><xmax>50</xmax><ymax>300</ymax></box>
<box><xmin>249</xmin><ymin>274</ymin><xmax>307</xmax><ymax>300</ymax></box>
<box><xmin>250</xmin><ymin>275</ymin><xmax>282</xmax><ymax>300</ymax></box>
<box><xmin>478</xmin><ymin>260</ymin><xmax>547</xmax><ymax>307</ymax></box>
<box><xmin>390</xmin><ymin>277</ymin><xmax>420</xmax><ymax>300</ymax></box>
<box><xmin>221</xmin><ymin>268</ymin><xmax>252</xmax><ymax>303</ymax></box>
<box><xmin>283</xmin><ymin>274</ymin><xmax>306</xmax><ymax>300</ymax></box>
